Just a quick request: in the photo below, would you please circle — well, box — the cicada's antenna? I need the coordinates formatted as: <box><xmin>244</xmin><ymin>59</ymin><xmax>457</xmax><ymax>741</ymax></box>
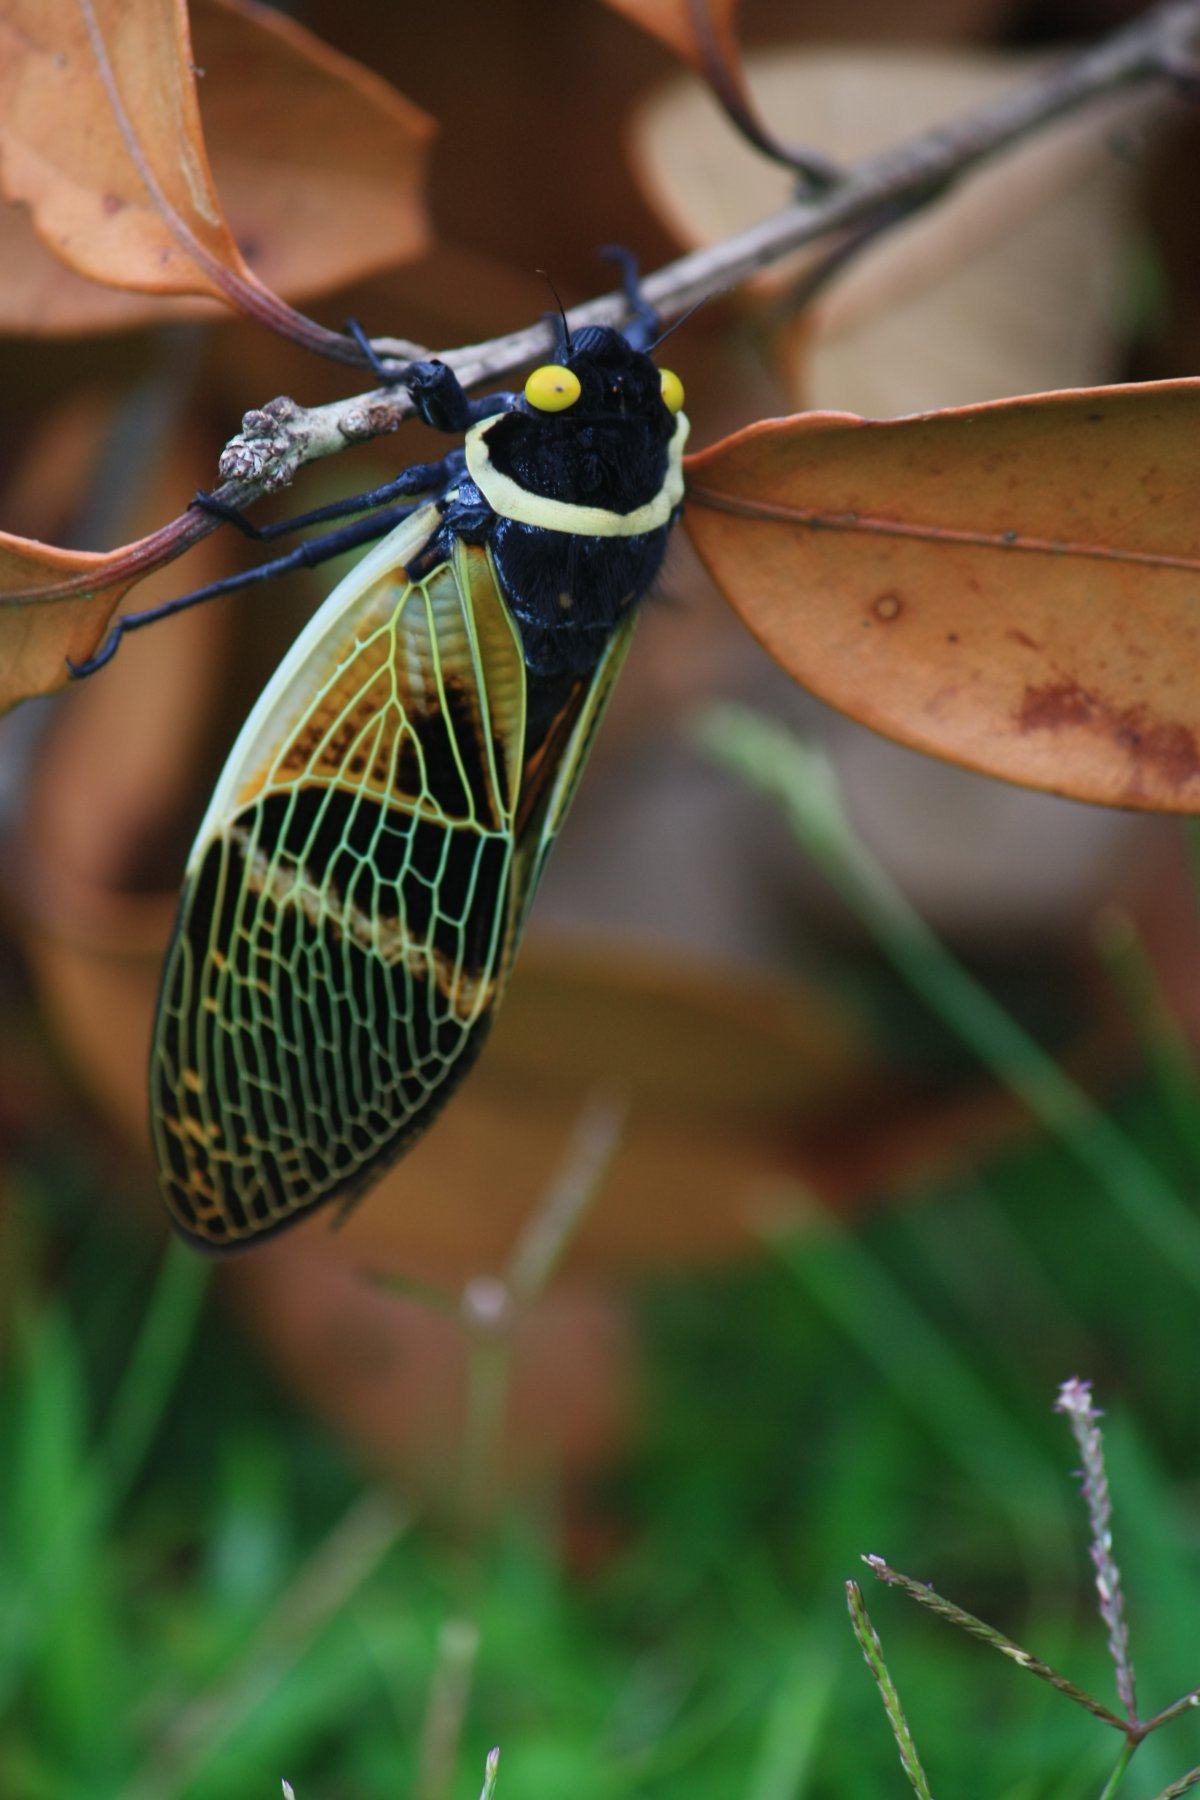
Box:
<box><xmin>647</xmin><ymin>288</ymin><xmax>724</xmax><ymax>354</ymax></box>
<box><xmin>536</xmin><ymin>269</ymin><xmax>573</xmax><ymax>359</ymax></box>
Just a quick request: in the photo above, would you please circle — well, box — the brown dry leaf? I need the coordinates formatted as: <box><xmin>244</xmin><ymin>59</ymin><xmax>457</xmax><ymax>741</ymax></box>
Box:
<box><xmin>601</xmin><ymin>0</ymin><xmax>843</xmax><ymax>181</ymax></box>
<box><xmin>0</xmin><ymin>0</ymin><xmax>261</xmax><ymax>305</ymax></box>
<box><xmin>0</xmin><ymin>209</ymin><xmax>195</xmax><ymax>336</ymax></box>
<box><xmin>183</xmin><ymin>0</ymin><xmax>434</xmax><ymax>307</ymax></box>
<box><xmin>0</xmin><ymin>528</ymin><xmax>189</xmax><ymax>712</ymax></box>
<box><xmin>684</xmin><ymin>380</ymin><xmax>1200</xmax><ymax>814</ymax></box>
<box><xmin>0</xmin><ymin>0</ymin><xmax>431</xmax><ymax>335</ymax></box>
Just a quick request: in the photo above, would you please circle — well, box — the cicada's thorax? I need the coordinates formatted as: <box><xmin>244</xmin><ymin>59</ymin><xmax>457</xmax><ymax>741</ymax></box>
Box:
<box><xmin>434</xmin><ymin>325</ymin><xmax>689</xmax><ymax>679</ymax></box>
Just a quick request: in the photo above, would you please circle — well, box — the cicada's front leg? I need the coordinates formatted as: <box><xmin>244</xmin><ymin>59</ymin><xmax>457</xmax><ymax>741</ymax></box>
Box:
<box><xmin>402</xmin><ymin>359</ymin><xmax>520</xmax><ymax>434</ymax></box>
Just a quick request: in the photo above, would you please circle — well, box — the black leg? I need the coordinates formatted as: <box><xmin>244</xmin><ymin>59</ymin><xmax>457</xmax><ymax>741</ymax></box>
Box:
<box><xmin>403</xmin><ymin>359</ymin><xmax>519</xmax><ymax>433</ymax></box>
<box><xmin>189</xmin><ymin>455</ymin><xmax>462</xmax><ymax>544</ymax></box>
<box><xmin>343</xmin><ymin>316</ymin><xmax>406</xmax><ymax>385</ymax></box>
<box><xmin>191</xmin><ymin>491</ymin><xmax>267</xmax><ymax>538</ymax></box>
<box><xmin>67</xmin><ymin>502</ymin><xmax>425</xmax><ymax>680</ymax></box>
<box><xmin>598</xmin><ymin>244</ymin><xmax>658</xmax><ymax>350</ymax></box>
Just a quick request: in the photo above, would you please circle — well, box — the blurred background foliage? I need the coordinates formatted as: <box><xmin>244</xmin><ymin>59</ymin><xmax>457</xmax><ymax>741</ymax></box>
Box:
<box><xmin>1</xmin><ymin>0</ymin><xmax>1199</xmax><ymax>1795</ymax></box>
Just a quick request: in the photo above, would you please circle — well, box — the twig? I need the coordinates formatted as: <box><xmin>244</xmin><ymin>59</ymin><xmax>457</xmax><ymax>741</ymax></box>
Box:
<box><xmin>862</xmin><ymin>1556</ymin><xmax>1127</xmax><ymax>1730</ymax></box>
<box><xmin>414</xmin><ymin>1094</ymin><xmax>627</xmax><ymax>1800</ymax></box>
<box><xmin>216</xmin><ymin>0</ymin><xmax>1200</xmax><ymax>493</ymax></box>
<box><xmin>505</xmin><ymin>1089</ymin><xmax>628</xmax><ymax>1303</ymax></box>
<box><xmin>453</xmin><ymin>1087</ymin><xmax>627</xmax><ymax>1525</ymax></box>
<box><xmin>416</xmin><ymin>1615</ymin><xmax>483</xmax><ymax>1800</ymax></box>
<box><xmin>1142</xmin><ymin>1689</ymin><xmax>1200</xmax><ymax>1735</ymax></box>
<box><xmin>1149</xmin><ymin>1764</ymin><xmax>1200</xmax><ymax>1800</ymax></box>
<box><xmin>11</xmin><ymin>1</ymin><xmax>1198</xmax><ymax>605</ymax></box>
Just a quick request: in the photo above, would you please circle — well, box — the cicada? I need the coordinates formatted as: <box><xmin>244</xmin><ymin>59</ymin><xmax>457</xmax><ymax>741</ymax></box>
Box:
<box><xmin>145</xmin><ymin>313</ymin><xmax>688</xmax><ymax>1250</ymax></box>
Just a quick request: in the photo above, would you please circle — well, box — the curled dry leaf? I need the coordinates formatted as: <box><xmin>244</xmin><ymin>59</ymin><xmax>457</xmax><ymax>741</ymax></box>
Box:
<box><xmin>0</xmin><ymin>511</ymin><xmax>207</xmax><ymax>713</ymax></box>
<box><xmin>0</xmin><ymin>0</ymin><xmax>261</xmax><ymax>304</ymax></box>
<box><xmin>684</xmin><ymin>380</ymin><xmax>1200</xmax><ymax>814</ymax></box>
<box><xmin>190</xmin><ymin>0</ymin><xmax>433</xmax><ymax>309</ymax></box>
<box><xmin>598</xmin><ymin>0</ymin><xmax>838</xmax><ymax>181</ymax></box>
<box><xmin>0</xmin><ymin>0</ymin><xmax>432</xmax><ymax>335</ymax></box>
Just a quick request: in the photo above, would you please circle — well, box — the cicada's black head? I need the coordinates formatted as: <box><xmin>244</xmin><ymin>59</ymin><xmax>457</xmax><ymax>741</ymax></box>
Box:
<box><xmin>469</xmin><ymin>323</ymin><xmax>687</xmax><ymax>520</ymax></box>
<box><xmin>558</xmin><ymin>323</ymin><xmax>672</xmax><ymax>425</ymax></box>
<box><xmin>455</xmin><ymin>317</ymin><xmax>689</xmax><ymax>679</ymax></box>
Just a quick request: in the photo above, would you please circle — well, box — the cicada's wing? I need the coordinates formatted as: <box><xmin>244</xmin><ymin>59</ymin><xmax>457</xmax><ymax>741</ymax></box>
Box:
<box><xmin>152</xmin><ymin>503</ymin><xmax>638</xmax><ymax>1253</ymax></box>
<box><xmin>151</xmin><ymin>506</ymin><xmax>540</xmax><ymax>1250</ymax></box>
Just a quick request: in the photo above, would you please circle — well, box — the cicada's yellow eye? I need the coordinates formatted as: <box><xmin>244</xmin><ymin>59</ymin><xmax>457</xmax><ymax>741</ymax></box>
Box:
<box><xmin>659</xmin><ymin>368</ymin><xmax>685</xmax><ymax>414</ymax></box>
<box><xmin>525</xmin><ymin>365</ymin><xmax>582</xmax><ymax>412</ymax></box>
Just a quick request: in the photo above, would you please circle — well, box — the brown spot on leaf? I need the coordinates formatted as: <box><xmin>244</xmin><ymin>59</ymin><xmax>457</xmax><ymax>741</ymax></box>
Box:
<box><xmin>1111</xmin><ymin>716</ymin><xmax>1200</xmax><ymax>790</ymax></box>
<box><xmin>1018</xmin><ymin>680</ymin><xmax>1200</xmax><ymax>793</ymax></box>
<box><xmin>1018</xmin><ymin>679</ymin><xmax>1097</xmax><ymax>732</ymax></box>
<box><xmin>872</xmin><ymin>592</ymin><xmax>903</xmax><ymax>622</ymax></box>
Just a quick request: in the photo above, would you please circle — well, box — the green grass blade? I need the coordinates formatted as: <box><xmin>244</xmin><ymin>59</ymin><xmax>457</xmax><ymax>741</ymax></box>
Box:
<box><xmin>96</xmin><ymin>1238</ymin><xmax>209</xmax><ymax>1514</ymax></box>
<box><xmin>767</xmin><ymin>1214</ymin><xmax>1071</xmax><ymax>1572</ymax></box>
<box><xmin>846</xmin><ymin>1581</ymin><xmax>935</xmax><ymax>1800</ymax></box>
<box><xmin>698</xmin><ymin>708</ymin><xmax>1200</xmax><ymax>1303</ymax></box>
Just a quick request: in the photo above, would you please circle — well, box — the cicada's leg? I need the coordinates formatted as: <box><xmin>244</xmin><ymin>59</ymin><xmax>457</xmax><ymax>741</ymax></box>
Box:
<box><xmin>401</xmin><ymin>359</ymin><xmax>520</xmax><ymax>434</ymax></box>
<box><xmin>190</xmin><ymin>451</ymin><xmax>465</xmax><ymax>542</ymax></box>
<box><xmin>342</xmin><ymin>317</ymin><xmax>523</xmax><ymax>433</ymax></box>
<box><xmin>343</xmin><ymin>316</ymin><xmax>409</xmax><ymax>385</ymax></box>
<box><xmin>67</xmin><ymin>501</ymin><xmax>426</xmax><ymax>679</ymax></box>
<box><xmin>599</xmin><ymin>245</ymin><xmax>659</xmax><ymax>351</ymax></box>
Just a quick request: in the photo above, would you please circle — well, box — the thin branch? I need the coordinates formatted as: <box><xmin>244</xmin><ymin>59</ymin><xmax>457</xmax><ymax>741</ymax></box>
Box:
<box><xmin>416</xmin><ymin>1615</ymin><xmax>483</xmax><ymax>1800</ymax></box>
<box><xmin>504</xmin><ymin>1089</ymin><xmax>628</xmax><ymax>1304</ymax></box>
<box><xmin>414</xmin><ymin>1097</ymin><xmax>625</xmax><ymax>1800</ymax></box>
<box><xmin>1100</xmin><ymin>1739</ymin><xmax>1138</xmax><ymax>1800</ymax></box>
<box><xmin>1148</xmin><ymin>1764</ymin><xmax>1200</xmax><ymax>1800</ymax></box>
<box><xmin>863</xmin><ymin>1557</ymin><xmax>1128</xmax><ymax>1731</ymax></box>
<box><xmin>1141</xmin><ymin>1689</ymin><xmax>1200</xmax><ymax>1736</ymax></box>
<box><xmin>216</xmin><ymin>0</ymin><xmax>1199</xmax><ymax>489</ymax></box>
<box><xmin>8</xmin><ymin>0</ymin><xmax>1198</xmax><ymax>607</ymax></box>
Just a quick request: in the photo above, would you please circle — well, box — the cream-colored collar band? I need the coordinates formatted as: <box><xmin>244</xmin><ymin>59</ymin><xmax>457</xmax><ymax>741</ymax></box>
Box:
<box><xmin>465</xmin><ymin>411</ymin><xmax>689</xmax><ymax>537</ymax></box>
